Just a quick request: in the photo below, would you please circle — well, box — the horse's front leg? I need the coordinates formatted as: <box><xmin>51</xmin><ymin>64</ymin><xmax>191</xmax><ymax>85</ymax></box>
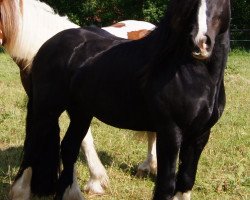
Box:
<box><xmin>173</xmin><ymin>130</ymin><xmax>210</xmax><ymax>200</ymax></box>
<box><xmin>81</xmin><ymin>129</ymin><xmax>109</xmax><ymax>195</ymax></box>
<box><xmin>136</xmin><ymin>132</ymin><xmax>157</xmax><ymax>177</ymax></box>
<box><xmin>56</xmin><ymin>108</ymin><xmax>92</xmax><ymax>200</ymax></box>
<box><xmin>153</xmin><ymin>126</ymin><xmax>182</xmax><ymax>200</ymax></box>
<box><xmin>10</xmin><ymin>97</ymin><xmax>62</xmax><ymax>199</ymax></box>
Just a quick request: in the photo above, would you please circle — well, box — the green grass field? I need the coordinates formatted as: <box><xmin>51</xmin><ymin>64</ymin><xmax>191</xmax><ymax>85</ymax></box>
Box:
<box><xmin>0</xmin><ymin>49</ymin><xmax>249</xmax><ymax>200</ymax></box>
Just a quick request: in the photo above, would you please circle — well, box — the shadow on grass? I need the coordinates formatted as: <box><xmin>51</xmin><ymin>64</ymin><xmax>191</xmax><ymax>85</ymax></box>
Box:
<box><xmin>79</xmin><ymin>150</ymin><xmax>114</xmax><ymax>168</ymax></box>
<box><xmin>98</xmin><ymin>151</ymin><xmax>114</xmax><ymax>167</ymax></box>
<box><xmin>0</xmin><ymin>146</ymin><xmax>23</xmax><ymax>199</ymax></box>
<box><xmin>119</xmin><ymin>162</ymin><xmax>156</xmax><ymax>182</ymax></box>
<box><xmin>0</xmin><ymin>46</ymin><xmax>5</xmax><ymax>53</ymax></box>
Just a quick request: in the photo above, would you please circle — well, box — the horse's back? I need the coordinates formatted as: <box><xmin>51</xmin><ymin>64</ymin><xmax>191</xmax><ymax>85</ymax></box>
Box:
<box><xmin>32</xmin><ymin>28</ymin><xmax>123</xmax><ymax>76</ymax></box>
<box><xmin>30</xmin><ymin>27</ymin><xmax>127</xmax><ymax>108</ymax></box>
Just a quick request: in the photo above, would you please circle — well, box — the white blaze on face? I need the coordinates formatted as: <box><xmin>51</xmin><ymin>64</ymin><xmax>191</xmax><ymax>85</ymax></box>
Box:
<box><xmin>195</xmin><ymin>0</ymin><xmax>208</xmax><ymax>44</ymax></box>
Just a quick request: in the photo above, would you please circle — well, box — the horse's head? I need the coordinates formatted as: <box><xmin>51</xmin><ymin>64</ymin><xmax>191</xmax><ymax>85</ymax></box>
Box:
<box><xmin>190</xmin><ymin>0</ymin><xmax>231</xmax><ymax>60</ymax></box>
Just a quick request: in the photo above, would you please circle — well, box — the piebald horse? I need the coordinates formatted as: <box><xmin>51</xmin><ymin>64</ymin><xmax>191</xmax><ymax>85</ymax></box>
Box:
<box><xmin>11</xmin><ymin>0</ymin><xmax>231</xmax><ymax>199</ymax></box>
<box><xmin>0</xmin><ymin>0</ymin><xmax>156</xmax><ymax>195</ymax></box>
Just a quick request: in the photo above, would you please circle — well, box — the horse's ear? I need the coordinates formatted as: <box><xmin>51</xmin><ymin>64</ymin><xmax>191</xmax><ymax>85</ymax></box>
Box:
<box><xmin>21</xmin><ymin>167</ymin><xmax>32</xmax><ymax>187</ymax></box>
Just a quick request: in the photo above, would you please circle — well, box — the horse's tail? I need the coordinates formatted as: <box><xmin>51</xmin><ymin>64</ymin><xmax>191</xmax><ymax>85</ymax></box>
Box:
<box><xmin>16</xmin><ymin>73</ymin><xmax>61</xmax><ymax>196</ymax></box>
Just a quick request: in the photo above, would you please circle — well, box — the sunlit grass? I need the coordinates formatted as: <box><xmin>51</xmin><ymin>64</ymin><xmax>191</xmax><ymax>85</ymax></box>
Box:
<box><xmin>0</xmin><ymin>50</ymin><xmax>249</xmax><ymax>199</ymax></box>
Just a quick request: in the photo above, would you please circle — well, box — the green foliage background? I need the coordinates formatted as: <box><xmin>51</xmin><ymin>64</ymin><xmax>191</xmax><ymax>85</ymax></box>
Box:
<box><xmin>43</xmin><ymin>0</ymin><xmax>249</xmax><ymax>30</ymax></box>
<box><xmin>43</xmin><ymin>0</ymin><xmax>169</xmax><ymax>26</ymax></box>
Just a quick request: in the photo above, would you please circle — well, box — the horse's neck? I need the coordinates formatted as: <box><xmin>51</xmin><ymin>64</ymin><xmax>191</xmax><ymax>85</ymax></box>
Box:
<box><xmin>10</xmin><ymin>0</ymin><xmax>79</xmax><ymax>70</ymax></box>
<box><xmin>143</xmin><ymin>27</ymin><xmax>229</xmax><ymax>86</ymax></box>
<box><xmin>207</xmin><ymin>31</ymin><xmax>230</xmax><ymax>83</ymax></box>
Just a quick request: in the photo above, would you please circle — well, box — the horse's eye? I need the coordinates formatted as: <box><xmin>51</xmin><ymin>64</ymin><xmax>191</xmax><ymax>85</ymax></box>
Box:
<box><xmin>211</xmin><ymin>16</ymin><xmax>221</xmax><ymax>27</ymax></box>
<box><xmin>212</xmin><ymin>16</ymin><xmax>220</xmax><ymax>21</ymax></box>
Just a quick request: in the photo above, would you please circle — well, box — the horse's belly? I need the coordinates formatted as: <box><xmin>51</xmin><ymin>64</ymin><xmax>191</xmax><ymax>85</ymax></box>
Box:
<box><xmin>92</xmin><ymin>97</ymin><xmax>155</xmax><ymax>131</ymax></box>
<box><xmin>95</xmin><ymin>113</ymin><xmax>155</xmax><ymax>132</ymax></box>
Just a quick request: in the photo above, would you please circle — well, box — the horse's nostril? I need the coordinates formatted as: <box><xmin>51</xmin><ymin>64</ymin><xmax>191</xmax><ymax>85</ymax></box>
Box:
<box><xmin>193</xmin><ymin>45</ymin><xmax>201</xmax><ymax>54</ymax></box>
<box><xmin>192</xmin><ymin>35</ymin><xmax>212</xmax><ymax>59</ymax></box>
<box><xmin>205</xmin><ymin>34</ymin><xmax>212</xmax><ymax>49</ymax></box>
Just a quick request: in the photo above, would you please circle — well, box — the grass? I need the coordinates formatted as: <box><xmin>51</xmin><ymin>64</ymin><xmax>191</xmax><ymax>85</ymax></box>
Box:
<box><xmin>0</xmin><ymin>49</ymin><xmax>249</xmax><ymax>199</ymax></box>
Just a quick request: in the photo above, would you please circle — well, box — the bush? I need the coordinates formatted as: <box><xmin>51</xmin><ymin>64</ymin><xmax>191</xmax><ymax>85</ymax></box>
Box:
<box><xmin>43</xmin><ymin>0</ymin><xmax>249</xmax><ymax>32</ymax></box>
<box><xmin>43</xmin><ymin>0</ymin><xmax>170</xmax><ymax>26</ymax></box>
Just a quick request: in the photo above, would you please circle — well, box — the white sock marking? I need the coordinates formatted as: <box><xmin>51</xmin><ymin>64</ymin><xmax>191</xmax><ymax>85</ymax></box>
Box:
<box><xmin>173</xmin><ymin>191</ymin><xmax>192</xmax><ymax>200</ymax></box>
<box><xmin>9</xmin><ymin>167</ymin><xmax>32</xmax><ymax>200</ymax></box>
<box><xmin>81</xmin><ymin>129</ymin><xmax>109</xmax><ymax>194</ymax></box>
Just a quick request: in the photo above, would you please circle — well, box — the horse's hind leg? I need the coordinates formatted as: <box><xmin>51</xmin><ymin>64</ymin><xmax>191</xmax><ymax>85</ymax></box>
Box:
<box><xmin>136</xmin><ymin>132</ymin><xmax>157</xmax><ymax>177</ymax></box>
<box><xmin>81</xmin><ymin>130</ymin><xmax>109</xmax><ymax>195</ymax></box>
<box><xmin>173</xmin><ymin>130</ymin><xmax>210</xmax><ymax>200</ymax></box>
<box><xmin>56</xmin><ymin>108</ymin><xmax>92</xmax><ymax>200</ymax></box>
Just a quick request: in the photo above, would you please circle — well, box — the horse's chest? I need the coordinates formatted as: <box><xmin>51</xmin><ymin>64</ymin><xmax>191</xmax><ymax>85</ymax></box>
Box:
<box><xmin>150</xmin><ymin>71</ymin><xmax>219</xmax><ymax>130</ymax></box>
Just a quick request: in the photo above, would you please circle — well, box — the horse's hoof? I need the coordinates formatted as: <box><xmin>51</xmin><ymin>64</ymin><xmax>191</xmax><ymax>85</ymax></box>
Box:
<box><xmin>84</xmin><ymin>176</ymin><xmax>109</xmax><ymax>195</ymax></box>
<box><xmin>136</xmin><ymin>167</ymin><xmax>150</xmax><ymax>177</ymax></box>
<box><xmin>62</xmin><ymin>184</ymin><xmax>84</xmax><ymax>200</ymax></box>
<box><xmin>9</xmin><ymin>167</ymin><xmax>32</xmax><ymax>200</ymax></box>
<box><xmin>136</xmin><ymin>161</ymin><xmax>157</xmax><ymax>178</ymax></box>
<box><xmin>173</xmin><ymin>191</ymin><xmax>191</xmax><ymax>200</ymax></box>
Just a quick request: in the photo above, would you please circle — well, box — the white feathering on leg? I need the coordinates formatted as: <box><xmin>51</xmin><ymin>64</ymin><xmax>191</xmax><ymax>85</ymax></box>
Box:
<box><xmin>81</xmin><ymin>129</ymin><xmax>109</xmax><ymax>194</ymax></box>
<box><xmin>173</xmin><ymin>191</ymin><xmax>191</xmax><ymax>200</ymax></box>
<box><xmin>62</xmin><ymin>167</ymin><xmax>84</xmax><ymax>200</ymax></box>
<box><xmin>9</xmin><ymin>167</ymin><xmax>32</xmax><ymax>200</ymax></box>
<box><xmin>136</xmin><ymin>132</ymin><xmax>157</xmax><ymax>177</ymax></box>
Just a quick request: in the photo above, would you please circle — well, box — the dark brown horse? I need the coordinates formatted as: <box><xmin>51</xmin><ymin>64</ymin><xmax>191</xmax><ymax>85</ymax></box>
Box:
<box><xmin>10</xmin><ymin>0</ymin><xmax>231</xmax><ymax>199</ymax></box>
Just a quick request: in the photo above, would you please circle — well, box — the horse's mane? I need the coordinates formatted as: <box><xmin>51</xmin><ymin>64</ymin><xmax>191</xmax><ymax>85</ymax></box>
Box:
<box><xmin>143</xmin><ymin>0</ymin><xmax>200</xmax><ymax>66</ymax></box>
<box><xmin>1</xmin><ymin>0</ymin><xmax>79</xmax><ymax>70</ymax></box>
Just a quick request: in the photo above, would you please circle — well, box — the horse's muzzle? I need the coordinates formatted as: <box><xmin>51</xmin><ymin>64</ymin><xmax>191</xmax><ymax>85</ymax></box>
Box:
<box><xmin>192</xmin><ymin>34</ymin><xmax>212</xmax><ymax>60</ymax></box>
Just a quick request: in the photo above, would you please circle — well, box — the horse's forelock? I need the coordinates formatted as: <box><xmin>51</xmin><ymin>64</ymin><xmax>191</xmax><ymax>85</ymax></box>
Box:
<box><xmin>158</xmin><ymin>0</ymin><xmax>200</xmax><ymax>32</ymax></box>
<box><xmin>1</xmin><ymin>0</ymin><xmax>22</xmax><ymax>49</ymax></box>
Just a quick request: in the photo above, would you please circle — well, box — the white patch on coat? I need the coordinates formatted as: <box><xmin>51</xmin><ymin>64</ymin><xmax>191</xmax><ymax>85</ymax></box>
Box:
<box><xmin>9</xmin><ymin>167</ymin><xmax>32</xmax><ymax>200</ymax></box>
<box><xmin>102</xmin><ymin>20</ymin><xmax>155</xmax><ymax>39</ymax></box>
<box><xmin>7</xmin><ymin>0</ymin><xmax>79</xmax><ymax>70</ymax></box>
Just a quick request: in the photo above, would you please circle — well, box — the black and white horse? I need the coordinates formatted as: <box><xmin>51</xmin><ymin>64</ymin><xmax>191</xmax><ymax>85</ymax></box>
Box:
<box><xmin>0</xmin><ymin>0</ymin><xmax>156</xmax><ymax>195</ymax></box>
<box><xmin>10</xmin><ymin>0</ymin><xmax>231</xmax><ymax>199</ymax></box>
